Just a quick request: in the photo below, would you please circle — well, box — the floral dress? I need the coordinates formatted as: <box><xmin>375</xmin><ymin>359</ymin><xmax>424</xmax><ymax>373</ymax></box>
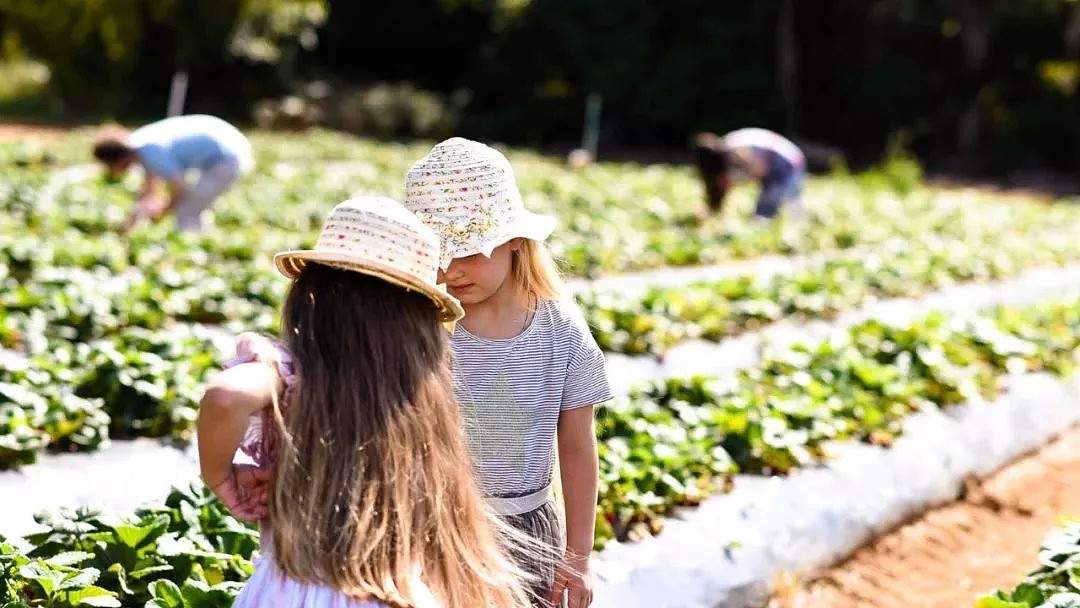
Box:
<box><xmin>224</xmin><ymin>337</ymin><xmax>433</xmax><ymax>608</ymax></box>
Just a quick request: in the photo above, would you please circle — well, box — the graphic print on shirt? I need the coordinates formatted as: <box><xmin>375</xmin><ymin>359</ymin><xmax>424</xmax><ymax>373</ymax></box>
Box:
<box><xmin>458</xmin><ymin>371</ymin><xmax>538</xmax><ymax>494</ymax></box>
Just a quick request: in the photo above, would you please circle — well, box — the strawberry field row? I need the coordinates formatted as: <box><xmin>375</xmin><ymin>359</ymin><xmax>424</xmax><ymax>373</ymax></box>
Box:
<box><xmin>581</xmin><ymin>232</ymin><xmax>1080</xmax><ymax>357</ymax></box>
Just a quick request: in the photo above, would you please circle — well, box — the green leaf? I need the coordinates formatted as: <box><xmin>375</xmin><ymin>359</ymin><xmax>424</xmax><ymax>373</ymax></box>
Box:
<box><xmin>181</xmin><ymin>578</ymin><xmax>212</xmax><ymax>606</ymax></box>
<box><xmin>57</xmin><ymin>566</ymin><xmax>99</xmax><ymax>591</ymax></box>
<box><xmin>18</xmin><ymin>562</ymin><xmax>64</xmax><ymax>597</ymax></box>
<box><xmin>113</xmin><ymin>517</ymin><xmax>169</xmax><ymax>550</ymax></box>
<box><xmin>1012</xmin><ymin>583</ymin><xmax>1044</xmax><ymax>605</ymax></box>
<box><xmin>129</xmin><ymin>564</ymin><xmax>174</xmax><ymax>580</ymax></box>
<box><xmin>109</xmin><ymin>563</ymin><xmax>134</xmax><ymax>597</ymax></box>
<box><xmin>66</xmin><ymin>585</ymin><xmax>121</xmax><ymax>607</ymax></box>
<box><xmin>147</xmin><ymin>579</ymin><xmax>184</xmax><ymax>608</ymax></box>
<box><xmin>974</xmin><ymin>595</ymin><xmax>1029</xmax><ymax>608</ymax></box>
<box><xmin>1069</xmin><ymin>565</ymin><xmax>1080</xmax><ymax>591</ymax></box>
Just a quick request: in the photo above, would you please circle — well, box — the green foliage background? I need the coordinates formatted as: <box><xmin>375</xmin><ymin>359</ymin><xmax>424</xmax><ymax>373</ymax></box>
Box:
<box><xmin>0</xmin><ymin>0</ymin><xmax>1078</xmax><ymax>169</ymax></box>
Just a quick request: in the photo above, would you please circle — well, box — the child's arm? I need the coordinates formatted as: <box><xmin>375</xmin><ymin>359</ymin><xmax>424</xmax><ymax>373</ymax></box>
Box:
<box><xmin>554</xmin><ymin>404</ymin><xmax>599</xmax><ymax>607</ymax></box>
<box><xmin>197</xmin><ymin>362</ymin><xmax>282</xmax><ymax>493</ymax></box>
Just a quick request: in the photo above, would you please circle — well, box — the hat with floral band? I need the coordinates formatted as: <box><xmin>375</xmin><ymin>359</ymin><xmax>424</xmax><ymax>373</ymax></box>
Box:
<box><xmin>404</xmin><ymin>137</ymin><xmax>557</xmax><ymax>270</ymax></box>
<box><xmin>274</xmin><ymin>196</ymin><xmax>464</xmax><ymax>323</ymax></box>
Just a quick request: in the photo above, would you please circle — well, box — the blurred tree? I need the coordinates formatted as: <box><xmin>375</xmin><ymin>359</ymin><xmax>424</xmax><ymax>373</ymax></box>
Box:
<box><xmin>462</xmin><ymin>0</ymin><xmax>775</xmax><ymax>145</ymax></box>
<box><xmin>777</xmin><ymin>0</ymin><xmax>798</xmax><ymax>134</ymax></box>
<box><xmin>1</xmin><ymin>0</ymin><xmax>1077</xmax><ymax>172</ymax></box>
<box><xmin>314</xmin><ymin>0</ymin><xmax>490</xmax><ymax>92</ymax></box>
<box><xmin>945</xmin><ymin>0</ymin><xmax>991</xmax><ymax>154</ymax></box>
<box><xmin>0</xmin><ymin>0</ymin><xmax>325</xmax><ymax>116</ymax></box>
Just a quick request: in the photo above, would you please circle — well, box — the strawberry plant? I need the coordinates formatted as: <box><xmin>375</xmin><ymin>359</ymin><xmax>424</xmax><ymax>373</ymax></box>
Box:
<box><xmin>2</xmin><ymin>296</ymin><xmax>1080</xmax><ymax>580</ymax></box>
<box><xmin>72</xmin><ymin>328</ymin><xmax>223</xmax><ymax>440</ymax></box>
<box><xmin>0</xmin><ymin>356</ymin><xmax>107</xmax><ymax>467</ymax></box>
<box><xmin>0</xmin><ymin>390</ymin><xmax>49</xmax><ymax>469</ymax></box>
<box><xmin>2</xmin><ymin>551</ymin><xmax>122</xmax><ymax>607</ymax></box>
<box><xmin>7</xmin><ymin>130</ymin><xmax>1080</xmax><ymax>280</ymax></box>
<box><xmin>0</xmin><ymin>483</ymin><xmax>258</xmax><ymax>608</ymax></box>
<box><xmin>0</xmin><ymin>325</ymin><xmax>221</xmax><ymax>468</ymax></box>
<box><xmin>976</xmin><ymin>520</ymin><xmax>1080</xmax><ymax>608</ymax></box>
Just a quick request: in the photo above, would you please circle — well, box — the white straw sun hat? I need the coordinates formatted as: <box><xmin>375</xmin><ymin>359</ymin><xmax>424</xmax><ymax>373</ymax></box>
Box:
<box><xmin>404</xmin><ymin>137</ymin><xmax>557</xmax><ymax>269</ymax></box>
<box><xmin>274</xmin><ymin>196</ymin><xmax>465</xmax><ymax>323</ymax></box>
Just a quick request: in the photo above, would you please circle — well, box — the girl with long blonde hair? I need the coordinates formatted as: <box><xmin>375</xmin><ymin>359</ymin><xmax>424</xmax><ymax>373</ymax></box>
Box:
<box><xmin>197</xmin><ymin>196</ymin><xmax>535</xmax><ymax>608</ymax></box>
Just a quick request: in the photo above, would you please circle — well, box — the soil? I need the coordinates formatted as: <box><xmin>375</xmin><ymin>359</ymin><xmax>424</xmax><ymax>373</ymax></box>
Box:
<box><xmin>770</xmin><ymin>426</ymin><xmax>1080</xmax><ymax>608</ymax></box>
<box><xmin>0</xmin><ymin>122</ymin><xmax>72</xmax><ymax>141</ymax></box>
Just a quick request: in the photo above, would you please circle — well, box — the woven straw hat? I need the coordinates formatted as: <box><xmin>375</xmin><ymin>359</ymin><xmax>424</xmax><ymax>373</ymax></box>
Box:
<box><xmin>405</xmin><ymin>137</ymin><xmax>557</xmax><ymax>269</ymax></box>
<box><xmin>274</xmin><ymin>196</ymin><xmax>464</xmax><ymax>322</ymax></box>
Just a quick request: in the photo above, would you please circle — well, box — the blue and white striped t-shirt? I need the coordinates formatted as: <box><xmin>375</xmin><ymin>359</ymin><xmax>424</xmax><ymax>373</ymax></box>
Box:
<box><xmin>450</xmin><ymin>297</ymin><xmax>612</xmax><ymax>497</ymax></box>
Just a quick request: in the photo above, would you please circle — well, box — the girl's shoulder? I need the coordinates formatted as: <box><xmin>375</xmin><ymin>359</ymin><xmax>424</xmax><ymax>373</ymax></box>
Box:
<box><xmin>537</xmin><ymin>297</ymin><xmax>602</xmax><ymax>353</ymax></box>
<box><xmin>226</xmin><ymin>333</ymin><xmax>296</xmax><ymax>381</ymax></box>
<box><xmin>540</xmin><ymin>298</ymin><xmax>613</xmax><ymax>401</ymax></box>
<box><xmin>538</xmin><ymin>296</ymin><xmax>590</xmax><ymax>333</ymax></box>
<box><xmin>449</xmin><ymin>299</ymin><xmax>599</xmax><ymax>359</ymax></box>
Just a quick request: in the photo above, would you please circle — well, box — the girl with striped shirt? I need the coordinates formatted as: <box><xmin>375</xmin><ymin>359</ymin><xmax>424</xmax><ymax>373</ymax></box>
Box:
<box><xmin>405</xmin><ymin>138</ymin><xmax>613</xmax><ymax>608</ymax></box>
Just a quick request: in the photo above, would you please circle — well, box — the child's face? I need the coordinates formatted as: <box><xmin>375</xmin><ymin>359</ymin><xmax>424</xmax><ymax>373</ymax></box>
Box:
<box><xmin>437</xmin><ymin>240</ymin><xmax>521</xmax><ymax>305</ymax></box>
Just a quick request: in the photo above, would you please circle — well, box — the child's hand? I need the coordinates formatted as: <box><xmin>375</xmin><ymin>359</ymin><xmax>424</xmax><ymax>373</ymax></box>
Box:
<box><xmin>550</xmin><ymin>552</ymin><xmax>593</xmax><ymax>608</ymax></box>
<box><xmin>208</xmin><ymin>463</ymin><xmax>272</xmax><ymax>522</ymax></box>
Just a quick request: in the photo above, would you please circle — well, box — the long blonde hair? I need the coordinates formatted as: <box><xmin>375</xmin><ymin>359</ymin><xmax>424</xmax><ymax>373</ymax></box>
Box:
<box><xmin>511</xmin><ymin>238</ymin><xmax>564</xmax><ymax>301</ymax></box>
<box><xmin>269</xmin><ymin>263</ymin><xmax>534</xmax><ymax>608</ymax></box>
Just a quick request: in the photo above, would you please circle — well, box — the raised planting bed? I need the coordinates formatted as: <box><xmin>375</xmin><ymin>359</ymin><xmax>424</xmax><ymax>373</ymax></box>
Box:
<box><xmin>602</xmin><ymin>264</ymin><xmax>1080</xmax><ymax>395</ymax></box>
<box><xmin>593</xmin><ymin>298</ymin><xmax>1080</xmax><ymax>547</ymax></box>
<box><xmin>592</xmin><ymin>372</ymin><xmax>1080</xmax><ymax>608</ymax></box>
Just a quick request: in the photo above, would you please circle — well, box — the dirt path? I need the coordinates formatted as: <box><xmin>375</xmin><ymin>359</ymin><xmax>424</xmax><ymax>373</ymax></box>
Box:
<box><xmin>771</xmin><ymin>426</ymin><xmax>1080</xmax><ymax>608</ymax></box>
<box><xmin>0</xmin><ymin>122</ymin><xmax>73</xmax><ymax>141</ymax></box>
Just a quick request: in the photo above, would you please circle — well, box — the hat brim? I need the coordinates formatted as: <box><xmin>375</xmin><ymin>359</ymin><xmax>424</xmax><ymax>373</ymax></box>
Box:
<box><xmin>440</xmin><ymin>211</ymin><xmax>557</xmax><ymax>268</ymax></box>
<box><xmin>274</xmin><ymin>250</ymin><xmax>465</xmax><ymax>323</ymax></box>
<box><xmin>515</xmin><ymin>210</ymin><xmax>557</xmax><ymax>242</ymax></box>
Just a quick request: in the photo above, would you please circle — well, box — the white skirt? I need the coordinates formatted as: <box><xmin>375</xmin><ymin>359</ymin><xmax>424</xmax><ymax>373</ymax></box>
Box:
<box><xmin>233</xmin><ymin>555</ymin><xmax>390</xmax><ymax>608</ymax></box>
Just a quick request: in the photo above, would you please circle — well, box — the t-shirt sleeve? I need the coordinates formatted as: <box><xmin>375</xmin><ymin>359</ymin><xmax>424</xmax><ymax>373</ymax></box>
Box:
<box><xmin>135</xmin><ymin>144</ymin><xmax>183</xmax><ymax>180</ymax></box>
<box><xmin>224</xmin><ymin>334</ymin><xmax>296</xmax><ymax>467</ymax></box>
<box><xmin>560</xmin><ymin>322</ymin><xmax>614</xmax><ymax>411</ymax></box>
